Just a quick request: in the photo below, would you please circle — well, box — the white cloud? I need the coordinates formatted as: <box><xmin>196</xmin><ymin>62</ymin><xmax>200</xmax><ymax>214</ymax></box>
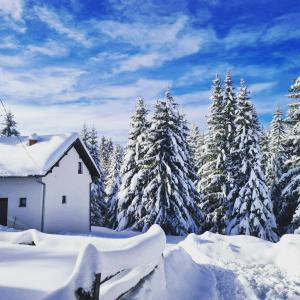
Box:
<box><xmin>96</xmin><ymin>16</ymin><xmax>214</xmax><ymax>73</ymax></box>
<box><xmin>0</xmin><ymin>67</ymin><xmax>86</xmax><ymax>100</ymax></box>
<box><xmin>249</xmin><ymin>82</ymin><xmax>278</xmax><ymax>94</ymax></box>
<box><xmin>0</xmin><ymin>36</ymin><xmax>19</xmax><ymax>49</ymax></box>
<box><xmin>222</xmin><ymin>12</ymin><xmax>300</xmax><ymax>50</ymax></box>
<box><xmin>97</xmin><ymin>16</ymin><xmax>188</xmax><ymax>50</ymax></box>
<box><xmin>34</xmin><ymin>6</ymin><xmax>91</xmax><ymax>47</ymax></box>
<box><xmin>0</xmin><ymin>0</ymin><xmax>23</xmax><ymax>20</ymax></box>
<box><xmin>26</xmin><ymin>40</ymin><xmax>69</xmax><ymax>57</ymax></box>
<box><xmin>0</xmin><ymin>54</ymin><xmax>27</xmax><ymax>67</ymax></box>
<box><xmin>6</xmin><ymin>78</ymin><xmax>170</xmax><ymax>143</ymax></box>
<box><xmin>113</xmin><ymin>53</ymin><xmax>162</xmax><ymax>73</ymax></box>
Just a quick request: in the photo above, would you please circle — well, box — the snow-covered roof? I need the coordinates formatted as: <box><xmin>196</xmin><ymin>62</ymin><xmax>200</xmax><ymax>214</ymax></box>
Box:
<box><xmin>0</xmin><ymin>133</ymin><xmax>100</xmax><ymax>177</ymax></box>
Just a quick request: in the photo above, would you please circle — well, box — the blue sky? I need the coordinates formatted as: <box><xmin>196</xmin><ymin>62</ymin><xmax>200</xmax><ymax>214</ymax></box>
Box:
<box><xmin>0</xmin><ymin>0</ymin><xmax>299</xmax><ymax>142</ymax></box>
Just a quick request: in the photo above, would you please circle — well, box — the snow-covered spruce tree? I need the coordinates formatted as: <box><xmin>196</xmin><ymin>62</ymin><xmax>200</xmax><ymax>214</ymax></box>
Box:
<box><xmin>116</xmin><ymin>97</ymin><xmax>149</xmax><ymax>230</ymax></box>
<box><xmin>288</xmin><ymin>76</ymin><xmax>300</xmax><ymax>99</ymax></box>
<box><xmin>223</xmin><ymin>71</ymin><xmax>238</xmax><ymax>191</ymax></box>
<box><xmin>187</xmin><ymin>124</ymin><xmax>205</xmax><ymax>174</ymax></box>
<box><xmin>81</xmin><ymin>125</ymin><xmax>107</xmax><ymax>226</ymax></box>
<box><xmin>99</xmin><ymin>137</ymin><xmax>114</xmax><ymax>177</ymax></box>
<box><xmin>226</xmin><ymin>80</ymin><xmax>278</xmax><ymax>241</ymax></box>
<box><xmin>105</xmin><ymin>145</ymin><xmax>123</xmax><ymax>228</ymax></box>
<box><xmin>198</xmin><ymin>74</ymin><xmax>228</xmax><ymax>233</ymax></box>
<box><xmin>266</xmin><ymin>107</ymin><xmax>287</xmax><ymax>215</ymax></box>
<box><xmin>285</xmin><ymin>76</ymin><xmax>300</xmax><ymax>131</ymax></box>
<box><xmin>260</xmin><ymin>128</ymin><xmax>270</xmax><ymax>176</ymax></box>
<box><xmin>276</xmin><ymin>77</ymin><xmax>300</xmax><ymax>234</ymax></box>
<box><xmin>1</xmin><ymin>111</ymin><xmax>20</xmax><ymax>137</ymax></box>
<box><xmin>132</xmin><ymin>91</ymin><xmax>202</xmax><ymax>235</ymax></box>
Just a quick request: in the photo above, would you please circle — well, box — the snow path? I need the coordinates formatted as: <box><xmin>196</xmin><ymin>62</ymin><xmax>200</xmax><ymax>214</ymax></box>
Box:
<box><xmin>124</xmin><ymin>232</ymin><xmax>300</xmax><ymax>300</ymax></box>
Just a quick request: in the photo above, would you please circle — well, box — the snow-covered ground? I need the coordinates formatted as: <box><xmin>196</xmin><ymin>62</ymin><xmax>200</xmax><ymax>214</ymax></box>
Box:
<box><xmin>126</xmin><ymin>232</ymin><xmax>300</xmax><ymax>300</ymax></box>
<box><xmin>0</xmin><ymin>225</ymin><xmax>299</xmax><ymax>300</ymax></box>
<box><xmin>0</xmin><ymin>225</ymin><xmax>165</xmax><ymax>300</ymax></box>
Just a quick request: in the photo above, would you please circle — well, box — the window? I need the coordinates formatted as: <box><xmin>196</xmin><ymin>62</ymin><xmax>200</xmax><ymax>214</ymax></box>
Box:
<box><xmin>78</xmin><ymin>161</ymin><xmax>83</xmax><ymax>174</ymax></box>
<box><xmin>62</xmin><ymin>195</ymin><xmax>67</xmax><ymax>204</ymax></box>
<box><xmin>19</xmin><ymin>198</ymin><xmax>27</xmax><ymax>207</ymax></box>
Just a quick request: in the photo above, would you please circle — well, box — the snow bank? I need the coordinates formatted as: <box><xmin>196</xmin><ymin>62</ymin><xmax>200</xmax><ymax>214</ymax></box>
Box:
<box><xmin>124</xmin><ymin>246</ymin><xmax>217</xmax><ymax>300</ymax></box>
<box><xmin>0</xmin><ymin>224</ymin><xmax>165</xmax><ymax>277</ymax></box>
<box><xmin>127</xmin><ymin>232</ymin><xmax>300</xmax><ymax>299</ymax></box>
<box><xmin>42</xmin><ymin>244</ymin><xmax>101</xmax><ymax>300</ymax></box>
<box><xmin>0</xmin><ymin>225</ymin><xmax>166</xmax><ymax>300</ymax></box>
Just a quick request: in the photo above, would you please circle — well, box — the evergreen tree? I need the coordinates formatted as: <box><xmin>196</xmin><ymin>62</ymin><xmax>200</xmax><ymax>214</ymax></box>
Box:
<box><xmin>132</xmin><ymin>91</ymin><xmax>202</xmax><ymax>235</ymax></box>
<box><xmin>288</xmin><ymin>76</ymin><xmax>300</xmax><ymax>99</ymax></box>
<box><xmin>285</xmin><ymin>77</ymin><xmax>300</xmax><ymax>131</ymax></box>
<box><xmin>117</xmin><ymin>97</ymin><xmax>149</xmax><ymax>230</ymax></box>
<box><xmin>223</xmin><ymin>71</ymin><xmax>238</xmax><ymax>192</ymax></box>
<box><xmin>81</xmin><ymin>123</ymin><xmax>90</xmax><ymax>146</ymax></box>
<box><xmin>1</xmin><ymin>111</ymin><xmax>20</xmax><ymax>137</ymax></box>
<box><xmin>260</xmin><ymin>128</ymin><xmax>269</xmax><ymax>176</ymax></box>
<box><xmin>99</xmin><ymin>137</ymin><xmax>113</xmax><ymax>177</ymax></box>
<box><xmin>187</xmin><ymin>124</ymin><xmax>205</xmax><ymax>174</ymax></box>
<box><xmin>278</xmin><ymin>123</ymin><xmax>300</xmax><ymax>233</ymax></box>
<box><xmin>266</xmin><ymin>108</ymin><xmax>286</xmax><ymax>216</ymax></box>
<box><xmin>276</xmin><ymin>77</ymin><xmax>300</xmax><ymax>234</ymax></box>
<box><xmin>226</xmin><ymin>80</ymin><xmax>278</xmax><ymax>241</ymax></box>
<box><xmin>81</xmin><ymin>125</ymin><xmax>106</xmax><ymax>226</ymax></box>
<box><xmin>105</xmin><ymin>145</ymin><xmax>123</xmax><ymax>228</ymax></box>
<box><xmin>198</xmin><ymin>74</ymin><xmax>228</xmax><ymax>233</ymax></box>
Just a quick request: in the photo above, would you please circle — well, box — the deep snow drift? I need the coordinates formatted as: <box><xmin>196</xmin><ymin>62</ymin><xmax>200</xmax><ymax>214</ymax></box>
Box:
<box><xmin>0</xmin><ymin>225</ymin><xmax>299</xmax><ymax>300</ymax></box>
<box><xmin>124</xmin><ymin>232</ymin><xmax>300</xmax><ymax>300</ymax></box>
<box><xmin>0</xmin><ymin>225</ymin><xmax>165</xmax><ymax>300</ymax></box>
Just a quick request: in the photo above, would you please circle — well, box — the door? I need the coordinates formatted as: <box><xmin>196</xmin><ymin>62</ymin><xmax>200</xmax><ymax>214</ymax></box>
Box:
<box><xmin>0</xmin><ymin>198</ymin><xmax>8</xmax><ymax>226</ymax></box>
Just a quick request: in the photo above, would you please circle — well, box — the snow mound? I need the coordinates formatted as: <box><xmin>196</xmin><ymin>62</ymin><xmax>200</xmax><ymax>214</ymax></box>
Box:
<box><xmin>126</xmin><ymin>232</ymin><xmax>300</xmax><ymax>300</ymax></box>
<box><xmin>0</xmin><ymin>225</ymin><xmax>166</xmax><ymax>300</ymax></box>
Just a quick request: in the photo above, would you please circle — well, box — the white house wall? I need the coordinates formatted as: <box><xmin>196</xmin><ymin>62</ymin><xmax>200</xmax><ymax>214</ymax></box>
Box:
<box><xmin>42</xmin><ymin>147</ymin><xmax>91</xmax><ymax>233</ymax></box>
<box><xmin>0</xmin><ymin>177</ymin><xmax>43</xmax><ymax>230</ymax></box>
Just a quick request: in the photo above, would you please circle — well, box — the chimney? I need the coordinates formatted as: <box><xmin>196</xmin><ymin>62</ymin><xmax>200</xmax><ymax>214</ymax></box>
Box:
<box><xmin>28</xmin><ymin>133</ymin><xmax>39</xmax><ymax>146</ymax></box>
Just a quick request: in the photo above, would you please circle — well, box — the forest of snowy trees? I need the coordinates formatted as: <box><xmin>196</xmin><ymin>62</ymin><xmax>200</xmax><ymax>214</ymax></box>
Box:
<box><xmin>1</xmin><ymin>73</ymin><xmax>300</xmax><ymax>241</ymax></box>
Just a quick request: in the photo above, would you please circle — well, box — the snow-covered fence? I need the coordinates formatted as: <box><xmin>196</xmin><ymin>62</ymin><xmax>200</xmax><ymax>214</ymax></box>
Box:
<box><xmin>0</xmin><ymin>225</ymin><xmax>166</xmax><ymax>300</ymax></box>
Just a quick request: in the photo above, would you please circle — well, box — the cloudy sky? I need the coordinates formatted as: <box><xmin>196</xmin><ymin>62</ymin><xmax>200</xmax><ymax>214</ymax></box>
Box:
<box><xmin>0</xmin><ymin>0</ymin><xmax>299</xmax><ymax>142</ymax></box>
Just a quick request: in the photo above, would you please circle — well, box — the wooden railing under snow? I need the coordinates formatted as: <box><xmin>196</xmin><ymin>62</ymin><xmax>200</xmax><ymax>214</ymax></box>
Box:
<box><xmin>0</xmin><ymin>225</ymin><xmax>166</xmax><ymax>300</ymax></box>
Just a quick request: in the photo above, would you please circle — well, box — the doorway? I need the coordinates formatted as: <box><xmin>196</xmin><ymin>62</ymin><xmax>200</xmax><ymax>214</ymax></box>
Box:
<box><xmin>0</xmin><ymin>198</ymin><xmax>8</xmax><ymax>226</ymax></box>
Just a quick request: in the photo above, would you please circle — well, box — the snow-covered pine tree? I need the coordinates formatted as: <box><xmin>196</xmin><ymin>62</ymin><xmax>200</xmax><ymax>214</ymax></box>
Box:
<box><xmin>81</xmin><ymin>123</ymin><xmax>90</xmax><ymax>146</ymax></box>
<box><xmin>132</xmin><ymin>91</ymin><xmax>202</xmax><ymax>235</ymax></box>
<box><xmin>223</xmin><ymin>71</ymin><xmax>238</xmax><ymax>191</ymax></box>
<box><xmin>226</xmin><ymin>80</ymin><xmax>278</xmax><ymax>241</ymax></box>
<box><xmin>81</xmin><ymin>125</ymin><xmax>106</xmax><ymax>226</ymax></box>
<box><xmin>198</xmin><ymin>74</ymin><xmax>228</xmax><ymax>233</ymax></box>
<box><xmin>276</xmin><ymin>76</ymin><xmax>300</xmax><ymax>234</ymax></box>
<box><xmin>105</xmin><ymin>144</ymin><xmax>123</xmax><ymax>228</ymax></box>
<box><xmin>117</xmin><ymin>97</ymin><xmax>149</xmax><ymax>231</ymax></box>
<box><xmin>187</xmin><ymin>124</ymin><xmax>205</xmax><ymax>174</ymax></box>
<box><xmin>266</xmin><ymin>108</ymin><xmax>287</xmax><ymax>216</ymax></box>
<box><xmin>288</xmin><ymin>76</ymin><xmax>300</xmax><ymax>99</ymax></box>
<box><xmin>286</xmin><ymin>76</ymin><xmax>300</xmax><ymax>131</ymax></box>
<box><xmin>1</xmin><ymin>111</ymin><xmax>20</xmax><ymax>137</ymax></box>
<box><xmin>260</xmin><ymin>128</ymin><xmax>269</xmax><ymax>176</ymax></box>
<box><xmin>99</xmin><ymin>137</ymin><xmax>114</xmax><ymax>177</ymax></box>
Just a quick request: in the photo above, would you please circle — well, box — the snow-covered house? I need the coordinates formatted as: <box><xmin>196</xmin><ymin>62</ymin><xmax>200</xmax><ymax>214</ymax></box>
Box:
<box><xmin>0</xmin><ymin>133</ymin><xmax>100</xmax><ymax>233</ymax></box>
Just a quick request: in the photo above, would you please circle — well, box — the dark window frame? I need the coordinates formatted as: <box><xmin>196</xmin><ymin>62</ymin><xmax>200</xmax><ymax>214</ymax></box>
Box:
<box><xmin>19</xmin><ymin>197</ymin><xmax>27</xmax><ymax>207</ymax></box>
<box><xmin>62</xmin><ymin>195</ymin><xmax>67</xmax><ymax>204</ymax></box>
<box><xmin>78</xmin><ymin>161</ymin><xmax>83</xmax><ymax>174</ymax></box>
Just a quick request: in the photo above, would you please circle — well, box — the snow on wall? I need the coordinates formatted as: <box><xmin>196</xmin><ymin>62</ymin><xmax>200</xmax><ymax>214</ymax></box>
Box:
<box><xmin>0</xmin><ymin>177</ymin><xmax>43</xmax><ymax>230</ymax></box>
<box><xmin>42</xmin><ymin>147</ymin><xmax>91</xmax><ymax>233</ymax></box>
